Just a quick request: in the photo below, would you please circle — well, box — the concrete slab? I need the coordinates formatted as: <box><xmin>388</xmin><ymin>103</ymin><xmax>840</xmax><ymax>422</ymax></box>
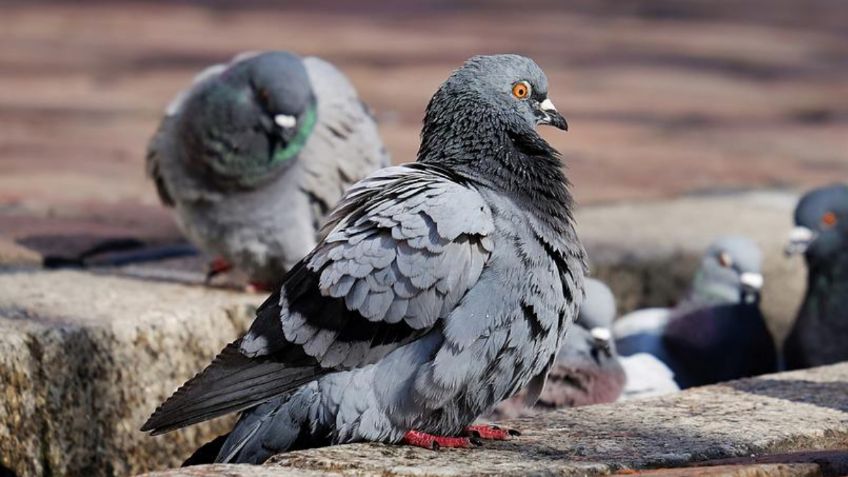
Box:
<box><xmin>0</xmin><ymin>270</ymin><xmax>260</xmax><ymax>476</ymax></box>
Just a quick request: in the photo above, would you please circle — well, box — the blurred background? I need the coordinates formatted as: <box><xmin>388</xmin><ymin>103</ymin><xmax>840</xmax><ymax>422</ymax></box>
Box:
<box><xmin>1</xmin><ymin>0</ymin><xmax>846</xmax><ymax>260</ymax></box>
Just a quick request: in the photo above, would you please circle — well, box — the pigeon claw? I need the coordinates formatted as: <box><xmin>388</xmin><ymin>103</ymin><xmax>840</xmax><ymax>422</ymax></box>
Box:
<box><xmin>464</xmin><ymin>424</ymin><xmax>520</xmax><ymax>440</ymax></box>
<box><xmin>245</xmin><ymin>281</ymin><xmax>276</xmax><ymax>294</ymax></box>
<box><xmin>205</xmin><ymin>257</ymin><xmax>233</xmax><ymax>282</ymax></box>
<box><xmin>401</xmin><ymin>430</ymin><xmax>477</xmax><ymax>450</ymax></box>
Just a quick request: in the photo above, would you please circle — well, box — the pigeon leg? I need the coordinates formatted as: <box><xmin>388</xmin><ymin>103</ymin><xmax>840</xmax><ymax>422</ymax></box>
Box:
<box><xmin>245</xmin><ymin>282</ymin><xmax>276</xmax><ymax>294</ymax></box>
<box><xmin>205</xmin><ymin>257</ymin><xmax>233</xmax><ymax>283</ymax></box>
<box><xmin>464</xmin><ymin>424</ymin><xmax>520</xmax><ymax>440</ymax></box>
<box><xmin>401</xmin><ymin>430</ymin><xmax>479</xmax><ymax>450</ymax></box>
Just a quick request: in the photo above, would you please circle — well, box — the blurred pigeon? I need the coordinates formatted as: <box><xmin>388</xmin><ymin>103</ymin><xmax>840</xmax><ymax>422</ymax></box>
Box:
<box><xmin>614</xmin><ymin>236</ymin><xmax>777</xmax><ymax>388</ymax></box>
<box><xmin>143</xmin><ymin>54</ymin><xmax>585</xmax><ymax>463</ymax></box>
<box><xmin>783</xmin><ymin>184</ymin><xmax>848</xmax><ymax>370</ymax></box>
<box><xmin>618</xmin><ymin>353</ymin><xmax>679</xmax><ymax>399</ymax></box>
<box><xmin>147</xmin><ymin>51</ymin><xmax>389</xmax><ymax>288</ymax></box>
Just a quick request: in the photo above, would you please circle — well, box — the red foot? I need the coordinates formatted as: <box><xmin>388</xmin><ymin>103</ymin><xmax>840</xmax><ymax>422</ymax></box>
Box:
<box><xmin>401</xmin><ymin>430</ymin><xmax>478</xmax><ymax>450</ymax></box>
<box><xmin>245</xmin><ymin>281</ymin><xmax>275</xmax><ymax>293</ymax></box>
<box><xmin>205</xmin><ymin>258</ymin><xmax>233</xmax><ymax>282</ymax></box>
<box><xmin>464</xmin><ymin>424</ymin><xmax>520</xmax><ymax>440</ymax></box>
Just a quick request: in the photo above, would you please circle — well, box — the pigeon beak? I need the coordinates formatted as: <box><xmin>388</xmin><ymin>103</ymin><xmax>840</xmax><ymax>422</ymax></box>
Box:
<box><xmin>739</xmin><ymin>272</ymin><xmax>764</xmax><ymax>291</ymax></box>
<box><xmin>590</xmin><ymin>327</ymin><xmax>612</xmax><ymax>358</ymax></box>
<box><xmin>274</xmin><ymin>114</ymin><xmax>297</xmax><ymax>129</ymax></box>
<box><xmin>739</xmin><ymin>272</ymin><xmax>763</xmax><ymax>304</ymax></box>
<box><xmin>785</xmin><ymin>226</ymin><xmax>816</xmax><ymax>256</ymax></box>
<box><xmin>537</xmin><ymin>98</ymin><xmax>568</xmax><ymax>131</ymax></box>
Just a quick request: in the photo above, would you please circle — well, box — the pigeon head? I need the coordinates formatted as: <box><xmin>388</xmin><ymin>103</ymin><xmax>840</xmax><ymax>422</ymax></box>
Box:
<box><xmin>691</xmin><ymin>236</ymin><xmax>763</xmax><ymax>306</ymax></box>
<box><xmin>177</xmin><ymin>51</ymin><xmax>320</xmax><ymax>191</ymax></box>
<box><xmin>427</xmin><ymin>54</ymin><xmax>565</xmax><ymax>131</ymax></box>
<box><xmin>785</xmin><ymin>184</ymin><xmax>848</xmax><ymax>267</ymax></box>
<box><xmin>577</xmin><ymin>278</ymin><xmax>617</xmax><ymax>330</ymax></box>
<box><xmin>237</xmin><ymin>52</ymin><xmax>316</xmax><ymax>143</ymax></box>
<box><xmin>418</xmin><ymin>55</ymin><xmax>567</xmax><ymax>169</ymax></box>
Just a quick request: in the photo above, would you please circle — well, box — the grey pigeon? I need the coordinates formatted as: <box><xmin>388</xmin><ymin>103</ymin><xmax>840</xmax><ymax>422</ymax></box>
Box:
<box><xmin>579</xmin><ymin>279</ymin><xmax>678</xmax><ymax>399</ymax></box>
<box><xmin>614</xmin><ymin>236</ymin><xmax>777</xmax><ymax>388</ymax></box>
<box><xmin>142</xmin><ymin>54</ymin><xmax>585</xmax><ymax>462</ymax></box>
<box><xmin>783</xmin><ymin>183</ymin><xmax>848</xmax><ymax>370</ymax></box>
<box><xmin>147</xmin><ymin>51</ymin><xmax>389</xmax><ymax>288</ymax></box>
<box><xmin>489</xmin><ymin>278</ymin><xmax>625</xmax><ymax>419</ymax></box>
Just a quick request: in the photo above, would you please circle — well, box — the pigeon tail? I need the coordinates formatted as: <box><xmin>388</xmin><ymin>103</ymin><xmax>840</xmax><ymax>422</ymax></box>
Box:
<box><xmin>141</xmin><ymin>341</ymin><xmax>322</xmax><ymax>435</ymax></box>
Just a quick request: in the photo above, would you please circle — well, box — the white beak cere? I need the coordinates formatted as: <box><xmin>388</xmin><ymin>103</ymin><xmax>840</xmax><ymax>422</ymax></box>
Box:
<box><xmin>739</xmin><ymin>272</ymin><xmax>764</xmax><ymax>290</ymax></box>
<box><xmin>274</xmin><ymin>114</ymin><xmax>297</xmax><ymax>128</ymax></box>
<box><xmin>540</xmin><ymin>98</ymin><xmax>557</xmax><ymax>113</ymax></box>
<box><xmin>785</xmin><ymin>226</ymin><xmax>817</xmax><ymax>255</ymax></box>
<box><xmin>590</xmin><ymin>327</ymin><xmax>612</xmax><ymax>342</ymax></box>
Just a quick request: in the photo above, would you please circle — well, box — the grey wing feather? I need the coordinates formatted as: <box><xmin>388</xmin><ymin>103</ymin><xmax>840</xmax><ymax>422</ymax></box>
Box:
<box><xmin>146</xmin><ymin>116</ymin><xmax>177</xmax><ymax>207</ymax></box>
<box><xmin>254</xmin><ymin>165</ymin><xmax>495</xmax><ymax>368</ymax></box>
<box><xmin>141</xmin><ymin>293</ymin><xmax>323</xmax><ymax>435</ymax></box>
<box><xmin>142</xmin><ymin>164</ymin><xmax>493</xmax><ymax>434</ymax></box>
<box><xmin>298</xmin><ymin>57</ymin><xmax>390</xmax><ymax>220</ymax></box>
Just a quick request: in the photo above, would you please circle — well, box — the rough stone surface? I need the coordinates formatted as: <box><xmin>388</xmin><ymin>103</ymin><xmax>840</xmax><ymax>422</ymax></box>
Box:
<box><xmin>141</xmin><ymin>364</ymin><xmax>848</xmax><ymax>477</ymax></box>
<box><xmin>621</xmin><ymin>463</ymin><xmax>821</xmax><ymax>476</ymax></box>
<box><xmin>0</xmin><ymin>270</ymin><xmax>260</xmax><ymax>477</ymax></box>
<box><xmin>579</xmin><ymin>190</ymin><xmax>805</xmax><ymax>342</ymax></box>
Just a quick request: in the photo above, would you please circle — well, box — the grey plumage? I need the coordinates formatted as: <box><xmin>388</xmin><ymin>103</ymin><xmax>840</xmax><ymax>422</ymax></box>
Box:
<box><xmin>614</xmin><ymin>236</ymin><xmax>777</xmax><ymax>388</ymax></box>
<box><xmin>784</xmin><ymin>183</ymin><xmax>848</xmax><ymax>369</ymax></box>
<box><xmin>143</xmin><ymin>54</ymin><xmax>585</xmax><ymax>464</ymax></box>
<box><xmin>147</xmin><ymin>51</ymin><xmax>389</xmax><ymax>286</ymax></box>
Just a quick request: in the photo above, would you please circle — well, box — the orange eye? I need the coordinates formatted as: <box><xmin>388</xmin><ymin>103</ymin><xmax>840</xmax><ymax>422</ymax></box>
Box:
<box><xmin>512</xmin><ymin>81</ymin><xmax>531</xmax><ymax>100</ymax></box>
<box><xmin>822</xmin><ymin>211</ymin><xmax>837</xmax><ymax>228</ymax></box>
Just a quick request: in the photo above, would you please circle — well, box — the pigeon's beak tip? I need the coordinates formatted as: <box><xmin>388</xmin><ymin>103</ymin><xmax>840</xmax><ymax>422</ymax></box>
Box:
<box><xmin>785</xmin><ymin>226</ymin><xmax>816</xmax><ymax>257</ymax></box>
<box><xmin>538</xmin><ymin>98</ymin><xmax>568</xmax><ymax>131</ymax></box>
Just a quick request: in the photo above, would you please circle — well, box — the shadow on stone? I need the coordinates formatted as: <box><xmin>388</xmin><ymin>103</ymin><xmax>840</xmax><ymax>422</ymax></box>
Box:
<box><xmin>0</xmin><ymin>464</ymin><xmax>18</xmax><ymax>477</ymax></box>
<box><xmin>727</xmin><ymin>378</ymin><xmax>848</xmax><ymax>413</ymax></box>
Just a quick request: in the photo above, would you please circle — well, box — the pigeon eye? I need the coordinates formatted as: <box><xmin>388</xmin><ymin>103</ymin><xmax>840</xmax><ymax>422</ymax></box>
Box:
<box><xmin>512</xmin><ymin>81</ymin><xmax>531</xmax><ymax>100</ymax></box>
<box><xmin>718</xmin><ymin>252</ymin><xmax>733</xmax><ymax>268</ymax></box>
<box><xmin>257</xmin><ymin>88</ymin><xmax>270</xmax><ymax>104</ymax></box>
<box><xmin>822</xmin><ymin>211</ymin><xmax>837</xmax><ymax>228</ymax></box>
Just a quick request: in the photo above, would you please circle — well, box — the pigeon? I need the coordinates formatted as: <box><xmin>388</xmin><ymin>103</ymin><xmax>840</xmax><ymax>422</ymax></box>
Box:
<box><xmin>614</xmin><ymin>236</ymin><xmax>777</xmax><ymax>388</ymax></box>
<box><xmin>147</xmin><ymin>51</ymin><xmax>389</xmax><ymax>288</ymax></box>
<box><xmin>489</xmin><ymin>278</ymin><xmax>625</xmax><ymax>419</ymax></box>
<box><xmin>783</xmin><ymin>183</ymin><xmax>848</xmax><ymax>370</ymax></box>
<box><xmin>142</xmin><ymin>54</ymin><xmax>585</xmax><ymax>463</ymax></box>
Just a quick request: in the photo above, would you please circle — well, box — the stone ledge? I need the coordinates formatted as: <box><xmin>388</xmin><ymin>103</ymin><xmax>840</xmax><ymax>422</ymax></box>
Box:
<box><xmin>141</xmin><ymin>363</ymin><xmax>848</xmax><ymax>477</ymax></box>
<box><xmin>0</xmin><ymin>270</ymin><xmax>260</xmax><ymax>477</ymax></box>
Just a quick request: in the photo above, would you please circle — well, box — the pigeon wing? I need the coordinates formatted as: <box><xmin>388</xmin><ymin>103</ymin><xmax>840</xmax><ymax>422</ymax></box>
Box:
<box><xmin>144</xmin><ymin>61</ymin><xmax>228</xmax><ymax>207</ymax></box>
<box><xmin>141</xmin><ymin>164</ymin><xmax>494</xmax><ymax>434</ymax></box>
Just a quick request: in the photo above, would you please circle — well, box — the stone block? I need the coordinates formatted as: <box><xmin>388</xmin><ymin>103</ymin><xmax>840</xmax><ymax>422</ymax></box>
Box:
<box><xmin>0</xmin><ymin>271</ymin><xmax>259</xmax><ymax>476</ymax></box>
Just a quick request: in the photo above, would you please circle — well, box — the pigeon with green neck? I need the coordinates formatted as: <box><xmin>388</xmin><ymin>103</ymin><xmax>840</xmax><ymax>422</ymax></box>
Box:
<box><xmin>147</xmin><ymin>51</ymin><xmax>389</xmax><ymax>289</ymax></box>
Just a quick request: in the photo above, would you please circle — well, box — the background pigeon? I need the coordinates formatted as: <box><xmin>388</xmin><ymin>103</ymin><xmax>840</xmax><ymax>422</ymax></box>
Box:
<box><xmin>147</xmin><ymin>51</ymin><xmax>389</xmax><ymax>288</ymax></box>
<box><xmin>142</xmin><ymin>54</ymin><xmax>585</xmax><ymax>463</ymax></box>
<box><xmin>614</xmin><ymin>236</ymin><xmax>777</xmax><ymax>388</ymax></box>
<box><xmin>489</xmin><ymin>278</ymin><xmax>625</xmax><ymax>419</ymax></box>
<box><xmin>783</xmin><ymin>183</ymin><xmax>848</xmax><ymax>369</ymax></box>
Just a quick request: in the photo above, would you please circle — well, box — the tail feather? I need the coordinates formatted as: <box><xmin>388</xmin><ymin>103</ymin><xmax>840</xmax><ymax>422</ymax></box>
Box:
<box><xmin>182</xmin><ymin>433</ymin><xmax>229</xmax><ymax>467</ymax></box>
<box><xmin>141</xmin><ymin>341</ymin><xmax>322</xmax><ymax>435</ymax></box>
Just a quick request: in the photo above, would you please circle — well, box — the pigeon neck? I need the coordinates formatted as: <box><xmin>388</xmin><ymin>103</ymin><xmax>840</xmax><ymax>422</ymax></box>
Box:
<box><xmin>808</xmin><ymin>249</ymin><xmax>848</xmax><ymax>290</ymax></box>
<box><xmin>418</xmin><ymin>115</ymin><xmax>576</xmax><ymax>234</ymax></box>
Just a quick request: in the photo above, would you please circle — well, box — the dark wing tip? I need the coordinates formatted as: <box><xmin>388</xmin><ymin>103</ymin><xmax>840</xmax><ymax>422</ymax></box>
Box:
<box><xmin>141</xmin><ymin>340</ymin><xmax>322</xmax><ymax>435</ymax></box>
